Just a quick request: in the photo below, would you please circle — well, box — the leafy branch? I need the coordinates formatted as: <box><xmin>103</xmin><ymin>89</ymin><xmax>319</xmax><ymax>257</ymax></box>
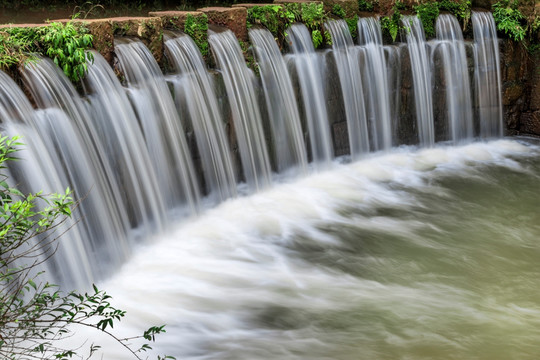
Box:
<box><xmin>0</xmin><ymin>136</ymin><xmax>174</xmax><ymax>360</ymax></box>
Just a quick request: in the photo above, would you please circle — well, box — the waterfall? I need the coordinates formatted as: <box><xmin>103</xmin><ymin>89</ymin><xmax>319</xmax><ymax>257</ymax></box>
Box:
<box><xmin>326</xmin><ymin>19</ymin><xmax>370</xmax><ymax>158</ymax></box>
<box><xmin>249</xmin><ymin>28</ymin><xmax>308</xmax><ymax>175</ymax></box>
<box><xmin>115</xmin><ymin>38</ymin><xmax>201</xmax><ymax>213</ymax></box>
<box><xmin>403</xmin><ymin>16</ymin><xmax>435</xmax><ymax>147</ymax></box>
<box><xmin>358</xmin><ymin>17</ymin><xmax>393</xmax><ymax>150</ymax></box>
<box><xmin>1</xmin><ymin>63</ymin><xmax>131</xmax><ymax>287</ymax></box>
<box><xmin>286</xmin><ymin>24</ymin><xmax>334</xmax><ymax>166</ymax></box>
<box><xmin>165</xmin><ymin>34</ymin><xmax>237</xmax><ymax>202</ymax></box>
<box><xmin>435</xmin><ymin>14</ymin><xmax>474</xmax><ymax>143</ymax></box>
<box><xmin>472</xmin><ymin>11</ymin><xmax>503</xmax><ymax>138</ymax></box>
<box><xmin>84</xmin><ymin>51</ymin><xmax>167</xmax><ymax>231</ymax></box>
<box><xmin>0</xmin><ymin>12</ymin><xmax>509</xmax><ymax>291</ymax></box>
<box><xmin>208</xmin><ymin>30</ymin><xmax>272</xmax><ymax>191</ymax></box>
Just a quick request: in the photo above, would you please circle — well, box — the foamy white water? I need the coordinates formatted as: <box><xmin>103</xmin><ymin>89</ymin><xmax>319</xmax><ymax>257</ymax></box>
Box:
<box><xmin>75</xmin><ymin>139</ymin><xmax>540</xmax><ymax>360</ymax></box>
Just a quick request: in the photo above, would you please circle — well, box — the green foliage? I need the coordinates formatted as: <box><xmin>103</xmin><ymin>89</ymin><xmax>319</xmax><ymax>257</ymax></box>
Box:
<box><xmin>299</xmin><ymin>2</ymin><xmax>330</xmax><ymax>48</ymax></box>
<box><xmin>238</xmin><ymin>40</ymin><xmax>259</xmax><ymax>75</ymax></box>
<box><xmin>332</xmin><ymin>4</ymin><xmax>347</xmax><ymax>19</ymax></box>
<box><xmin>301</xmin><ymin>2</ymin><xmax>326</xmax><ymax>28</ymax></box>
<box><xmin>346</xmin><ymin>15</ymin><xmax>360</xmax><ymax>41</ymax></box>
<box><xmin>248</xmin><ymin>2</ymin><xmax>329</xmax><ymax>49</ymax></box>
<box><xmin>311</xmin><ymin>29</ymin><xmax>323</xmax><ymax>48</ymax></box>
<box><xmin>414</xmin><ymin>2</ymin><xmax>440</xmax><ymax>38</ymax></box>
<box><xmin>0</xmin><ymin>136</ymin><xmax>173</xmax><ymax>360</ymax></box>
<box><xmin>380</xmin><ymin>10</ymin><xmax>402</xmax><ymax>42</ymax></box>
<box><xmin>0</xmin><ymin>27</ymin><xmax>40</xmax><ymax>69</ymax></box>
<box><xmin>358</xmin><ymin>0</ymin><xmax>375</xmax><ymax>12</ymax></box>
<box><xmin>439</xmin><ymin>0</ymin><xmax>471</xmax><ymax>26</ymax></box>
<box><xmin>40</xmin><ymin>21</ymin><xmax>94</xmax><ymax>82</ymax></box>
<box><xmin>528</xmin><ymin>43</ymin><xmax>540</xmax><ymax>55</ymax></box>
<box><xmin>247</xmin><ymin>5</ymin><xmax>283</xmax><ymax>36</ymax></box>
<box><xmin>0</xmin><ymin>21</ymin><xmax>94</xmax><ymax>82</ymax></box>
<box><xmin>394</xmin><ymin>0</ymin><xmax>406</xmax><ymax>11</ymax></box>
<box><xmin>331</xmin><ymin>4</ymin><xmax>359</xmax><ymax>41</ymax></box>
<box><xmin>492</xmin><ymin>0</ymin><xmax>527</xmax><ymax>42</ymax></box>
<box><xmin>184</xmin><ymin>13</ymin><xmax>208</xmax><ymax>57</ymax></box>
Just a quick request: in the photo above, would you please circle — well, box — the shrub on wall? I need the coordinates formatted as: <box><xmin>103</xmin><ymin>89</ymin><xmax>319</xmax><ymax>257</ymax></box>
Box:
<box><xmin>184</xmin><ymin>13</ymin><xmax>208</xmax><ymax>57</ymax></box>
<box><xmin>0</xmin><ymin>21</ymin><xmax>94</xmax><ymax>82</ymax></box>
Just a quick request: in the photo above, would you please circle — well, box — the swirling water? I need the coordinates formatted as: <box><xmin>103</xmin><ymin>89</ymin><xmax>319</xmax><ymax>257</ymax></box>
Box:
<box><xmin>84</xmin><ymin>138</ymin><xmax>540</xmax><ymax>360</ymax></box>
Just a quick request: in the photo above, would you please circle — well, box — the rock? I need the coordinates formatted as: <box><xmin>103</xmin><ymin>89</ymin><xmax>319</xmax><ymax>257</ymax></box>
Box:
<box><xmin>332</xmin><ymin>121</ymin><xmax>350</xmax><ymax>156</ymax></box>
<box><xmin>148</xmin><ymin>10</ymin><xmax>205</xmax><ymax>31</ymax></box>
<box><xmin>73</xmin><ymin>19</ymin><xmax>114</xmax><ymax>64</ymax></box>
<box><xmin>471</xmin><ymin>0</ymin><xmax>497</xmax><ymax>10</ymax></box>
<box><xmin>530</xmin><ymin>55</ymin><xmax>540</xmax><ymax>111</ymax></box>
<box><xmin>198</xmin><ymin>7</ymin><xmax>248</xmax><ymax>41</ymax></box>
<box><xmin>520</xmin><ymin>111</ymin><xmax>540</xmax><ymax>136</ymax></box>
<box><xmin>108</xmin><ymin>17</ymin><xmax>163</xmax><ymax>64</ymax></box>
<box><xmin>505</xmin><ymin>105</ymin><xmax>520</xmax><ymax>131</ymax></box>
<box><xmin>322</xmin><ymin>0</ymin><xmax>358</xmax><ymax>18</ymax></box>
<box><xmin>0</xmin><ymin>23</ymin><xmax>45</xmax><ymax>29</ymax></box>
<box><xmin>503</xmin><ymin>82</ymin><xmax>524</xmax><ymax>106</ymax></box>
<box><xmin>274</xmin><ymin>0</ymin><xmax>323</xmax><ymax>4</ymax></box>
<box><xmin>504</xmin><ymin>64</ymin><xmax>520</xmax><ymax>82</ymax></box>
<box><xmin>232</xmin><ymin>3</ymin><xmax>275</xmax><ymax>9</ymax></box>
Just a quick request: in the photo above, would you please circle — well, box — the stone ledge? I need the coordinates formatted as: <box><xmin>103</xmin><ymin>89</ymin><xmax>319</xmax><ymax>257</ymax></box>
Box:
<box><xmin>274</xmin><ymin>0</ymin><xmax>323</xmax><ymax>3</ymax></box>
<box><xmin>148</xmin><ymin>11</ymin><xmax>205</xmax><ymax>30</ymax></box>
<box><xmin>322</xmin><ymin>0</ymin><xmax>358</xmax><ymax>18</ymax></box>
<box><xmin>0</xmin><ymin>23</ymin><xmax>46</xmax><ymax>28</ymax></box>
<box><xmin>232</xmin><ymin>3</ymin><xmax>276</xmax><ymax>9</ymax></box>
<box><xmin>49</xmin><ymin>17</ymin><xmax>165</xmax><ymax>65</ymax></box>
<box><xmin>108</xmin><ymin>17</ymin><xmax>163</xmax><ymax>64</ymax></box>
<box><xmin>72</xmin><ymin>19</ymin><xmax>114</xmax><ymax>64</ymax></box>
<box><xmin>198</xmin><ymin>7</ymin><xmax>247</xmax><ymax>41</ymax></box>
<box><xmin>520</xmin><ymin>112</ymin><xmax>540</xmax><ymax>136</ymax></box>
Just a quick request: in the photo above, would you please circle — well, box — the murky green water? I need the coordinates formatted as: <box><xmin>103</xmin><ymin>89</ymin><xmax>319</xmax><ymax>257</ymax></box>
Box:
<box><xmin>94</xmin><ymin>139</ymin><xmax>540</xmax><ymax>360</ymax></box>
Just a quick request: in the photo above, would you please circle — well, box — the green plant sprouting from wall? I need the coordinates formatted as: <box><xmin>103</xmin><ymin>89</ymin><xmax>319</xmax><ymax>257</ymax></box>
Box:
<box><xmin>492</xmin><ymin>0</ymin><xmax>527</xmax><ymax>42</ymax></box>
<box><xmin>381</xmin><ymin>9</ymin><xmax>402</xmax><ymax>42</ymax></box>
<box><xmin>247</xmin><ymin>3</ymin><xmax>330</xmax><ymax>49</ymax></box>
<box><xmin>330</xmin><ymin>4</ymin><xmax>358</xmax><ymax>41</ymax></box>
<box><xmin>438</xmin><ymin>0</ymin><xmax>471</xmax><ymax>28</ymax></box>
<box><xmin>414</xmin><ymin>2</ymin><xmax>440</xmax><ymax>38</ymax></box>
<box><xmin>0</xmin><ymin>27</ymin><xmax>39</xmax><ymax>70</ymax></box>
<box><xmin>247</xmin><ymin>5</ymin><xmax>283</xmax><ymax>36</ymax></box>
<box><xmin>184</xmin><ymin>13</ymin><xmax>208</xmax><ymax>57</ymax></box>
<box><xmin>296</xmin><ymin>2</ymin><xmax>330</xmax><ymax>48</ymax></box>
<box><xmin>358</xmin><ymin>0</ymin><xmax>377</xmax><ymax>12</ymax></box>
<box><xmin>346</xmin><ymin>15</ymin><xmax>360</xmax><ymax>41</ymax></box>
<box><xmin>377</xmin><ymin>0</ymin><xmax>473</xmax><ymax>42</ymax></box>
<box><xmin>40</xmin><ymin>21</ymin><xmax>94</xmax><ymax>81</ymax></box>
<box><xmin>332</xmin><ymin>4</ymin><xmax>347</xmax><ymax>19</ymax></box>
<box><xmin>238</xmin><ymin>39</ymin><xmax>259</xmax><ymax>75</ymax></box>
<box><xmin>0</xmin><ymin>21</ymin><xmax>94</xmax><ymax>82</ymax></box>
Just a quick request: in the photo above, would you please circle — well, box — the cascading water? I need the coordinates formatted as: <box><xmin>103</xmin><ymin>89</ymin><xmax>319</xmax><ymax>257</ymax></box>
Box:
<box><xmin>286</xmin><ymin>24</ymin><xmax>334</xmax><ymax>166</ymax></box>
<box><xmin>84</xmin><ymin>51</ymin><xmax>167</xmax><ymax>231</ymax></box>
<box><xmin>358</xmin><ymin>17</ymin><xmax>393</xmax><ymax>150</ymax></box>
<box><xmin>115</xmin><ymin>38</ymin><xmax>201</xmax><ymax>212</ymax></box>
<box><xmin>403</xmin><ymin>16</ymin><xmax>435</xmax><ymax>146</ymax></box>
<box><xmin>19</xmin><ymin>57</ymin><xmax>133</xmax><ymax>286</ymax></box>
<box><xmin>326</xmin><ymin>19</ymin><xmax>370</xmax><ymax>157</ymax></box>
<box><xmin>208</xmin><ymin>30</ymin><xmax>272</xmax><ymax>191</ymax></box>
<box><xmin>435</xmin><ymin>14</ymin><xmax>474</xmax><ymax>143</ymax></box>
<box><xmin>472</xmin><ymin>11</ymin><xmax>504</xmax><ymax>138</ymax></box>
<box><xmin>0</xmin><ymin>11</ymin><xmax>524</xmax><ymax>359</ymax></box>
<box><xmin>164</xmin><ymin>34</ymin><xmax>237</xmax><ymax>202</ymax></box>
<box><xmin>249</xmin><ymin>28</ymin><xmax>308</xmax><ymax>175</ymax></box>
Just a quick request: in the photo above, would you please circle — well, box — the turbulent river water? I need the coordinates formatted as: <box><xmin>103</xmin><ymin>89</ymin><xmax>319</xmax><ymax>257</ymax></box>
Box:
<box><xmin>83</xmin><ymin>138</ymin><xmax>540</xmax><ymax>360</ymax></box>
